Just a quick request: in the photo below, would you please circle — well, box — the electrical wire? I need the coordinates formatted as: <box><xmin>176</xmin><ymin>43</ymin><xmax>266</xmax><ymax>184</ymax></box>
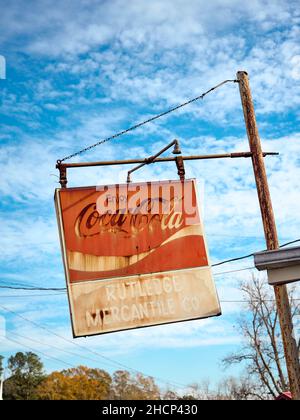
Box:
<box><xmin>0</xmin><ymin>293</ymin><xmax>66</xmax><ymax>298</ymax></box>
<box><xmin>8</xmin><ymin>330</ymin><xmax>122</xmax><ymax>372</ymax></box>
<box><xmin>0</xmin><ymin>285</ymin><xmax>66</xmax><ymax>291</ymax></box>
<box><xmin>3</xmin><ymin>334</ymin><xmax>187</xmax><ymax>390</ymax></box>
<box><xmin>3</xmin><ymin>334</ymin><xmax>186</xmax><ymax>391</ymax></box>
<box><xmin>59</xmin><ymin>79</ymin><xmax>238</xmax><ymax>162</ymax></box>
<box><xmin>1</xmin><ymin>292</ymin><xmax>298</xmax><ymax>303</ymax></box>
<box><xmin>211</xmin><ymin>238</ymin><xmax>300</xmax><ymax>267</ymax></box>
<box><xmin>213</xmin><ymin>266</ymin><xmax>255</xmax><ymax>276</ymax></box>
<box><xmin>1</xmin><ymin>238</ymin><xmax>299</xmax><ymax>292</ymax></box>
<box><xmin>0</xmin><ymin>303</ymin><xmax>188</xmax><ymax>390</ymax></box>
<box><xmin>212</xmin><ymin>253</ymin><xmax>254</xmax><ymax>267</ymax></box>
<box><xmin>0</xmin><ymin>266</ymin><xmax>257</xmax><ymax>296</ymax></box>
<box><xmin>4</xmin><ymin>336</ymin><xmax>75</xmax><ymax>369</ymax></box>
<box><xmin>221</xmin><ymin>299</ymin><xmax>300</xmax><ymax>303</ymax></box>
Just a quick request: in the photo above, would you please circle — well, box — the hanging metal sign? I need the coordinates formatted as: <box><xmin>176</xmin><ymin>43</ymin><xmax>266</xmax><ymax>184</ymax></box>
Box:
<box><xmin>55</xmin><ymin>179</ymin><xmax>221</xmax><ymax>337</ymax></box>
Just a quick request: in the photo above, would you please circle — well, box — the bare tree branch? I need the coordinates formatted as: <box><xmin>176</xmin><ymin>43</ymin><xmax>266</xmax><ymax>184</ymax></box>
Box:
<box><xmin>222</xmin><ymin>276</ymin><xmax>297</xmax><ymax>399</ymax></box>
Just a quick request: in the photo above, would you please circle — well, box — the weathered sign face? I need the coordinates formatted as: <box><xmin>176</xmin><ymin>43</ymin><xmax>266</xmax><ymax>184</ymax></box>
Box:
<box><xmin>55</xmin><ymin>179</ymin><xmax>221</xmax><ymax>337</ymax></box>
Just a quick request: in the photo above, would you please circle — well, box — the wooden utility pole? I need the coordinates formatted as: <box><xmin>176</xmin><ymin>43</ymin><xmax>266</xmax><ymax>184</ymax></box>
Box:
<box><xmin>237</xmin><ymin>71</ymin><xmax>300</xmax><ymax>400</ymax></box>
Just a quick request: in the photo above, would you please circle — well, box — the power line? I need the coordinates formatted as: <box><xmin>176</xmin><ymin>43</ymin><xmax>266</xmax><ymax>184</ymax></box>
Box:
<box><xmin>8</xmin><ymin>330</ymin><xmax>120</xmax><ymax>372</ymax></box>
<box><xmin>1</xmin><ymin>292</ymin><xmax>298</xmax><ymax>303</ymax></box>
<box><xmin>0</xmin><ymin>239</ymin><xmax>298</xmax><ymax>294</ymax></box>
<box><xmin>3</xmin><ymin>334</ymin><xmax>188</xmax><ymax>391</ymax></box>
<box><xmin>0</xmin><ymin>304</ymin><xmax>187</xmax><ymax>390</ymax></box>
<box><xmin>0</xmin><ymin>267</ymin><xmax>257</xmax><ymax>296</ymax></box>
<box><xmin>221</xmin><ymin>299</ymin><xmax>300</xmax><ymax>303</ymax></box>
<box><xmin>59</xmin><ymin>79</ymin><xmax>238</xmax><ymax>162</ymax></box>
<box><xmin>214</xmin><ymin>266</ymin><xmax>255</xmax><ymax>276</ymax></box>
<box><xmin>4</xmin><ymin>336</ymin><xmax>74</xmax><ymax>369</ymax></box>
<box><xmin>212</xmin><ymin>253</ymin><xmax>254</xmax><ymax>267</ymax></box>
<box><xmin>0</xmin><ymin>293</ymin><xmax>66</xmax><ymax>298</ymax></box>
<box><xmin>0</xmin><ymin>285</ymin><xmax>66</xmax><ymax>291</ymax></box>
<box><xmin>1</xmin><ymin>238</ymin><xmax>300</xmax><ymax>292</ymax></box>
<box><xmin>0</xmin><ymin>280</ymin><xmax>41</xmax><ymax>289</ymax></box>
<box><xmin>279</xmin><ymin>239</ymin><xmax>300</xmax><ymax>248</ymax></box>
<box><xmin>211</xmin><ymin>238</ymin><xmax>300</xmax><ymax>268</ymax></box>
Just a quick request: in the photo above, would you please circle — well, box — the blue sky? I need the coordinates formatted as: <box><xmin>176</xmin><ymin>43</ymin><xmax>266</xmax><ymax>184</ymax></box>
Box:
<box><xmin>0</xmin><ymin>0</ymin><xmax>300</xmax><ymax>391</ymax></box>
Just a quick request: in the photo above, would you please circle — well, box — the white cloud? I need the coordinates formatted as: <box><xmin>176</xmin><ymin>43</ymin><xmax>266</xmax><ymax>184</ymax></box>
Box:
<box><xmin>1</xmin><ymin>0</ymin><xmax>300</xmax><ymax>378</ymax></box>
<box><xmin>1</xmin><ymin>0</ymin><xmax>299</xmax><ymax>118</ymax></box>
<box><xmin>0</xmin><ymin>131</ymin><xmax>299</xmax><ymax>263</ymax></box>
<box><xmin>0</xmin><ymin>304</ymin><xmax>240</xmax><ymax>359</ymax></box>
<box><xmin>1</xmin><ymin>1</ymin><xmax>297</xmax><ymax>55</ymax></box>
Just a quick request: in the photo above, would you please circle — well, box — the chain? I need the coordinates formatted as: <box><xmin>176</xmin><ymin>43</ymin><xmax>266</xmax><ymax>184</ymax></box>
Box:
<box><xmin>58</xmin><ymin>79</ymin><xmax>238</xmax><ymax>163</ymax></box>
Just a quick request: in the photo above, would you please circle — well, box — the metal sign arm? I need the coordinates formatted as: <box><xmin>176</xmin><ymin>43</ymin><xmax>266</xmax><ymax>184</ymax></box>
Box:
<box><xmin>56</xmin><ymin>151</ymin><xmax>278</xmax><ymax>188</ymax></box>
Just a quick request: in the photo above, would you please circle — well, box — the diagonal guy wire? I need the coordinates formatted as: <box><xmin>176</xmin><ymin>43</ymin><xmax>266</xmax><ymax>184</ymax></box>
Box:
<box><xmin>58</xmin><ymin>79</ymin><xmax>238</xmax><ymax>162</ymax></box>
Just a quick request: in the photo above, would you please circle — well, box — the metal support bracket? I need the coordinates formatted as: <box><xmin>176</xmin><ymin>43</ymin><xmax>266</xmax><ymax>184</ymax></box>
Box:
<box><xmin>56</xmin><ymin>160</ymin><xmax>68</xmax><ymax>188</ymax></box>
<box><xmin>175</xmin><ymin>155</ymin><xmax>185</xmax><ymax>181</ymax></box>
<box><xmin>56</xmin><ymin>151</ymin><xmax>278</xmax><ymax>188</ymax></box>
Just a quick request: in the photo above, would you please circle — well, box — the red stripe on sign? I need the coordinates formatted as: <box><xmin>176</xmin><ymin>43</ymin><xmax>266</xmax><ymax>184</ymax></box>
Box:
<box><xmin>69</xmin><ymin>235</ymin><xmax>208</xmax><ymax>283</ymax></box>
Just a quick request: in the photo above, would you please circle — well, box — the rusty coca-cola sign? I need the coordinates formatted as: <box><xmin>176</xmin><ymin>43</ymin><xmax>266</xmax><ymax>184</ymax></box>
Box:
<box><xmin>55</xmin><ymin>179</ymin><xmax>221</xmax><ymax>337</ymax></box>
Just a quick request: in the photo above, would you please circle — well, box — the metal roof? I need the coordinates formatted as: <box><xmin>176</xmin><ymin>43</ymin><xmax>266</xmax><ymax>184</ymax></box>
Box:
<box><xmin>254</xmin><ymin>246</ymin><xmax>300</xmax><ymax>271</ymax></box>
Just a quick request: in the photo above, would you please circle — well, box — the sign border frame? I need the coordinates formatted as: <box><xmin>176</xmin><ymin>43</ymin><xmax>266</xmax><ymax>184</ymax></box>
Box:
<box><xmin>54</xmin><ymin>179</ymin><xmax>221</xmax><ymax>338</ymax></box>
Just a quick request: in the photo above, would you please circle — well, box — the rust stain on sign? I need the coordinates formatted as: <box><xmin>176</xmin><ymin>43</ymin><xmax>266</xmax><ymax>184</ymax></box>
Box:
<box><xmin>55</xmin><ymin>179</ymin><xmax>221</xmax><ymax>337</ymax></box>
<box><xmin>71</xmin><ymin>268</ymin><xmax>220</xmax><ymax>337</ymax></box>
